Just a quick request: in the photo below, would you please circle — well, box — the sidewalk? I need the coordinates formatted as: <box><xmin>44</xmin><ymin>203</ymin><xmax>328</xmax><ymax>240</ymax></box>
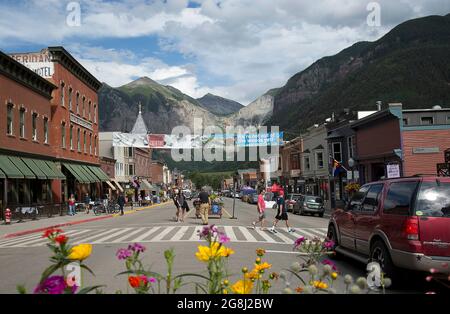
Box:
<box><xmin>0</xmin><ymin>203</ymin><xmax>169</xmax><ymax>239</ymax></box>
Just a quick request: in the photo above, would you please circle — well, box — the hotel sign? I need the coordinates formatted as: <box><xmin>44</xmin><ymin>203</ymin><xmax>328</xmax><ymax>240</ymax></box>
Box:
<box><xmin>9</xmin><ymin>51</ymin><xmax>54</xmax><ymax>79</ymax></box>
<box><xmin>70</xmin><ymin>113</ymin><xmax>93</xmax><ymax>130</ymax></box>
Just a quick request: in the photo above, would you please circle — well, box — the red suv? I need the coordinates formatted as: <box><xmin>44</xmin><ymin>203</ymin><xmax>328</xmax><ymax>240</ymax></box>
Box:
<box><xmin>327</xmin><ymin>176</ymin><xmax>450</xmax><ymax>279</ymax></box>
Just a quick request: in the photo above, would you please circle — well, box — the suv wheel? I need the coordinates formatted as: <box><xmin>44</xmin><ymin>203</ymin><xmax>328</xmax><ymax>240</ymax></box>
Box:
<box><xmin>370</xmin><ymin>240</ymin><xmax>396</xmax><ymax>283</ymax></box>
<box><xmin>327</xmin><ymin>225</ymin><xmax>340</xmax><ymax>259</ymax></box>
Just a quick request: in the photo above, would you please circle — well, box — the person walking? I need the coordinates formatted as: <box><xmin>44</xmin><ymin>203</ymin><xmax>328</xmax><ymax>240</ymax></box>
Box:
<box><xmin>198</xmin><ymin>188</ymin><xmax>210</xmax><ymax>225</ymax></box>
<box><xmin>172</xmin><ymin>189</ymin><xmax>181</xmax><ymax>222</ymax></box>
<box><xmin>252</xmin><ymin>189</ymin><xmax>266</xmax><ymax>230</ymax></box>
<box><xmin>84</xmin><ymin>193</ymin><xmax>91</xmax><ymax>214</ymax></box>
<box><xmin>117</xmin><ymin>193</ymin><xmax>126</xmax><ymax>216</ymax></box>
<box><xmin>269</xmin><ymin>191</ymin><xmax>295</xmax><ymax>233</ymax></box>
<box><xmin>68</xmin><ymin>194</ymin><xmax>76</xmax><ymax>216</ymax></box>
<box><xmin>177</xmin><ymin>190</ymin><xmax>187</xmax><ymax>222</ymax></box>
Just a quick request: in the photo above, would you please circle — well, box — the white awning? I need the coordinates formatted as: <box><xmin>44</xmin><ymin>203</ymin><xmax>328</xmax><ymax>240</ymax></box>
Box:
<box><xmin>105</xmin><ymin>180</ymin><xmax>116</xmax><ymax>191</ymax></box>
<box><xmin>140</xmin><ymin>179</ymin><xmax>155</xmax><ymax>191</ymax></box>
<box><xmin>112</xmin><ymin>179</ymin><xmax>124</xmax><ymax>192</ymax></box>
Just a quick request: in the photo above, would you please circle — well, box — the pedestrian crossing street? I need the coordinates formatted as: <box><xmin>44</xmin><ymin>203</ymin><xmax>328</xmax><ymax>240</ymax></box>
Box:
<box><xmin>0</xmin><ymin>226</ymin><xmax>328</xmax><ymax>248</ymax></box>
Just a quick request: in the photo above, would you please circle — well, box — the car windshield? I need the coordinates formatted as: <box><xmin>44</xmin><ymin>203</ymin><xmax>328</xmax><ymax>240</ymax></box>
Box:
<box><xmin>306</xmin><ymin>196</ymin><xmax>323</xmax><ymax>203</ymax></box>
<box><xmin>415</xmin><ymin>181</ymin><xmax>450</xmax><ymax>217</ymax></box>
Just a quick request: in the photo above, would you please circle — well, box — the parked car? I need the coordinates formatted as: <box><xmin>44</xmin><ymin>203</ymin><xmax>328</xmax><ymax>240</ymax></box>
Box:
<box><xmin>327</xmin><ymin>176</ymin><xmax>450</xmax><ymax>281</ymax></box>
<box><xmin>293</xmin><ymin>195</ymin><xmax>325</xmax><ymax>217</ymax></box>
<box><xmin>248</xmin><ymin>193</ymin><xmax>258</xmax><ymax>204</ymax></box>
<box><xmin>286</xmin><ymin>193</ymin><xmax>303</xmax><ymax>212</ymax></box>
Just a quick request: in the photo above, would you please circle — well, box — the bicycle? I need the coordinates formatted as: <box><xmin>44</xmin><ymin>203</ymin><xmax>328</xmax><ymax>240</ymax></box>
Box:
<box><xmin>107</xmin><ymin>201</ymin><xmax>121</xmax><ymax>214</ymax></box>
<box><xmin>92</xmin><ymin>201</ymin><xmax>106</xmax><ymax>216</ymax></box>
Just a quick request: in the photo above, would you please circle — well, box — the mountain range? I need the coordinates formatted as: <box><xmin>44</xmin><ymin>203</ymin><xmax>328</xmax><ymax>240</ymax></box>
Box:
<box><xmin>98</xmin><ymin>13</ymin><xmax>450</xmax><ymax>170</ymax></box>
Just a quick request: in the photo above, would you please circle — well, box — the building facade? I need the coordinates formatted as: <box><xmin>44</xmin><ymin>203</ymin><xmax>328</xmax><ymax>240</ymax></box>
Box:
<box><xmin>9</xmin><ymin>47</ymin><xmax>107</xmax><ymax>203</ymax></box>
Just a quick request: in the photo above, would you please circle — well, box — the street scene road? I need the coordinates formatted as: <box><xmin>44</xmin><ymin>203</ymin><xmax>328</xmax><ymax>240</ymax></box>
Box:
<box><xmin>0</xmin><ymin>198</ymin><xmax>433</xmax><ymax>294</ymax></box>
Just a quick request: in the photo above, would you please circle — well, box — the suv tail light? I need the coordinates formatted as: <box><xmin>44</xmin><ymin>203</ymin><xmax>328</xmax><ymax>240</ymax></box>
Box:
<box><xmin>403</xmin><ymin>217</ymin><xmax>419</xmax><ymax>240</ymax></box>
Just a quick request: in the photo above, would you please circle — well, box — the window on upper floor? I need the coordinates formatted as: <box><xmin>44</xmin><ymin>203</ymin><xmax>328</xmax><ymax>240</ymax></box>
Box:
<box><xmin>421</xmin><ymin>116</ymin><xmax>433</xmax><ymax>125</ymax></box>
<box><xmin>19</xmin><ymin>108</ymin><xmax>25</xmax><ymax>138</ymax></box>
<box><xmin>61</xmin><ymin>123</ymin><xmax>66</xmax><ymax>148</ymax></box>
<box><xmin>88</xmin><ymin>101</ymin><xmax>91</xmax><ymax>121</ymax></box>
<box><xmin>32</xmin><ymin>113</ymin><xmax>38</xmax><ymax>141</ymax></box>
<box><xmin>60</xmin><ymin>82</ymin><xmax>65</xmax><ymax>107</ymax></box>
<box><xmin>68</xmin><ymin>88</ymin><xmax>73</xmax><ymax>111</ymax></box>
<box><xmin>290</xmin><ymin>153</ymin><xmax>300</xmax><ymax>170</ymax></box>
<box><xmin>402</xmin><ymin>118</ymin><xmax>408</xmax><ymax>126</ymax></box>
<box><xmin>77</xmin><ymin>128</ymin><xmax>81</xmax><ymax>151</ymax></box>
<box><xmin>84</xmin><ymin>131</ymin><xmax>87</xmax><ymax>153</ymax></box>
<box><xmin>304</xmin><ymin>156</ymin><xmax>310</xmax><ymax>171</ymax></box>
<box><xmin>76</xmin><ymin>92</ymin><xmax>80</xmax><ymax>114</ymax></box>
<box><xmin>348</xmin><ymin>136</ymin><xmax>355</xmax><ymax>159</ymax></box>
<box><xmin>7</xmin><ymin>104</ymin><xmax>14</xmax><ymax>135</ymax></box>
<box><xmin>332</xmin><ymin>142</ymin><xmax>342</xmax><ymax>162</ymax></box>
<box><xmin>89</xmin><ymin>133</ymin><xmax>92</xmax><ymax>155</ymax></box>
<box><xmin>94</xmin><ymin>104</ymin><xmax>97</xmax><ymax>123</ymax></box>
<box><xmin>44</xmin><ymin>118</ymin><xmax>49</xmax><ymax>144</ymax></box>
<box><xmin>82</xmin><ymin>97</ymin><xmax>86</xmax><ymax>117</ymax></box>
<box><xmin>316</xmin><ymin>151</ymin><xmax>324</xmax><ymax>169</ymax></box>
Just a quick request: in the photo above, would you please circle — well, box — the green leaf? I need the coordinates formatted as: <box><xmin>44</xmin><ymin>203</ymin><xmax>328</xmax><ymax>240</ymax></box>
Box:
<box><xmin>80</xmin><ymin>264</ymin><xmax>96</xmax><ymax>277</ymax></box>
<box><xmin>77</xmin><ymin>285</ymin><xmax>105</xmax><ymax>294</ymax></box>
<box><xmin>285</xmin><ymin>269</ymin><xmax>307</xmax><ymax>285</ymax></box>
<box><xmin>174</xmin><ymin>273</ymin><xmax>211</xmax><ymax>282</ymax></box>
<box><xmin>40</xmin><ymin>264</ymin><xmax>61</xmax><ymax>283</ymax></box>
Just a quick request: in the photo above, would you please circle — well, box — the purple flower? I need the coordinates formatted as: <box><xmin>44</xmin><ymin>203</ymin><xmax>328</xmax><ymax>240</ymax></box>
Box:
<box><xmin>34</xmin><ymin>276</ymin><xmax>74</xmax><ymax>294</ymax></box>
<box><xmin>294</xmin><ymin>236</ymin><xmax>305</xmax><ymax>248</ymax></box>
<box><xmin>219</xmin><ymin>234</ymin><xmax>230</xmax><ymax>244</ymax></box>
<box><xmin>322</xmin><ymin>259</ymin><xmax>338</xmax><ymax>271</ymax></box>
<box><xmin>128</xmin><ymin>243</ymin><xmax>146</xmax><ymax>253</ymax></box>
<box><xmin>148</xmin><ymin>277</ymin><xmax>156</xmax><ymax>283</ymax></box>
<box><xmin>323</xmin><ymin>240</ymin><xmax>335</xmax><ymax>250</ymax></box>
<box><xmin>116</xmin><ymin>248</ymin><xmax>132</xmax><ymax>260</ymax></box>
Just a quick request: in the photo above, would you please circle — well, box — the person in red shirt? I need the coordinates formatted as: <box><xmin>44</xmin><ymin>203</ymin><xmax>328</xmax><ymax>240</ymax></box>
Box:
<box><xmin>252</xmin><ymin>189</ymin><xmax>267</xmax><ymax>230</ymax></box>
<box><xmin>68</xmin><ymin>194</ymin><xmax>76</xmax><ymax>216</ymax></box>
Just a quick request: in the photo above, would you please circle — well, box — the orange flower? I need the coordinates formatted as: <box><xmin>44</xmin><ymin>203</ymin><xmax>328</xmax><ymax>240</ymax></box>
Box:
<box><xmin>129</xmin><ymin>276</ymin><xmax>140</xmax><ymax>288</ymax></box>
<box><xmin>295</xmin><ymin>287</ymin><xmax>304</xmax><ymax>293</ymax></box>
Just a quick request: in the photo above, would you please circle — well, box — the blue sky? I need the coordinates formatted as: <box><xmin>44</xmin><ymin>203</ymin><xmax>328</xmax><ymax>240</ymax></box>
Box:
<box><xmin>1</xmin><ymin>0</ymin><xmax>448</xmax><ymax>104</ymax></box>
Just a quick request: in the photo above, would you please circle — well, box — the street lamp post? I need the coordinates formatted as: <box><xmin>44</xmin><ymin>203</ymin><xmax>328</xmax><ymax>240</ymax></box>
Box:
<box><xmin>230</xmin><ymin>172</ymin><xmax>238</xmax><ymax>219</ymax></box>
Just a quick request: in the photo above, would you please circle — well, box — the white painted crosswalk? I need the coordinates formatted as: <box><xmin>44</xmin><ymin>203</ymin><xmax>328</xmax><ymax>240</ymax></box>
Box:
<box><xmin>0</xmin><ymin>226</ymin><xmax>328</xmax><ymax>248</ymax></box>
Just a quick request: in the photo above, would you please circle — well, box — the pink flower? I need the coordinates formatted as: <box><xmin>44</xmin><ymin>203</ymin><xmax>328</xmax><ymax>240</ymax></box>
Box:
<box><xmin>425</xmin><ymin>276</ymin><xmax>433</xmax><ymax>282</ymax></box>
<box><xmin>149</xmin><ymin>277</ymin><xmax>156</xmax><ymax>283</ymax></box>
<box><xmin>429</xmin><ymin>268</ymin><xmax>437</xmax><ymax>274</ymax></box>
<box><xmin>219</xmin><ymin>234</ymin><xmax>230</xmax><ymax>244</ymax></box>
<box><xmin>294</xmin><ymin>236</ymin><xmax>305</xmax><ymax>248</ymax></box>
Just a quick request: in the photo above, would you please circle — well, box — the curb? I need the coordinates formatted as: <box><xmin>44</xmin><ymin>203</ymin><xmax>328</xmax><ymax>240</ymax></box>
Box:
<box><xmin>2</xmin><ymin>201</ymin><xmax>171</xmax><ymax>239</ymax></box>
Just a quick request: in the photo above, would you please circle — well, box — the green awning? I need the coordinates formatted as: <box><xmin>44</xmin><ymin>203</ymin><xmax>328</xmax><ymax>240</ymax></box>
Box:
<box><xmin>21</xmin><ymin>158</ymin><xmax>47</xmax><ymax>180</ymax></box>
<box><xmin>89</xmin><ymin>166</ymin><xmax>110</xmax><ymax>181</ymax></box>
<box><xmin>8</xmin><ymin>157</ymin><xmax>35</xmax><ymax>179</ymax></box>
<box><xmin>0</xmin><ymin>155</ymin><xmax>24</xmax><ymax>179</ymax></box>
<box><xmin>81</xmin><ymin>165</ymin><xmax>100</xmax><ymax>183</ymax></box>
<box><xmin>44</xmin><ymin>161</ymin><xmax>66</xmax><ymax>180</ymax></box>
<box><xmin>0</xmin><ymin>168</ymin><xmax>5</xmax><ymax>179</ymax></box>
<box><xmin>33</xmin><ymin>159</ymin><xmax>58</xmax><ymax>179</ymax></box>
<box><xmin>63</xmin><ymin>163</ymin><xmax>88</xmax><ymax>183</ymax></box>
<box><xmin>71</xmin><ymin>165</ymin><xmax>92</xmax><ymax>183</ymax></box>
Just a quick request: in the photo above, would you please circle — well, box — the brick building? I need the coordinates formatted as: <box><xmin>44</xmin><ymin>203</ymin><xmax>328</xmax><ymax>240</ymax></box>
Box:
<box><xmin>0</xmin><ymin>50</ymin><xmax>61</xmax><ymax>215</ymax></box>
<box><xmin>6</xmin><ymin>47</ymin><xmax>109</xmax><ymax>204</ymax></box>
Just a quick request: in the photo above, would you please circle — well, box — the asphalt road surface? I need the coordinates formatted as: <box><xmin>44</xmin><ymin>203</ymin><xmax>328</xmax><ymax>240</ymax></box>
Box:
<box><xmin>0</xmin><ymin>198</ymin><xmax>438</xmax><ymax>294</ymax></box>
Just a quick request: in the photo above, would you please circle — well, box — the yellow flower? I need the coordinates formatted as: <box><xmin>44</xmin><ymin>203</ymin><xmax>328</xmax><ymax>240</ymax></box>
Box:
<box><xmin>255</xmin><ymin>257</ymin><xmax>261</xmax><ymax>264</ymax></box>
<box><xmin>331</xmin><ymin>272</ymin><xmax>338</xmax><ymax>280</ymax></box>
<box><xmin>221</xmin><ymin>247</ymin><xmax>235</xmax><ymax>258</ymax></box>
<box><xmin>231</xmin><ymin>280</ymin><xmax>253</xmax><ymax>294</ymax></box>
<box><xmin>311</xmin><ymin>280</ymin><xmax>328</xmax><ymax>290</ymax></box>
<box><xmin>195</xmin><ymin>242</ymin><xmax>233</xmax><ymax>262</ymax></box>
<box><xmin>222</xmin><ymin>289</ymin><xmax>228</xmax><ymax>294</ymax></box>
<box><xmin>245</xmin><ymin>270</ymin><xmax>261</xmax><ymax>280</ymax></box>
<box><xmin>256</xmin><ymin>248</ymin><xmax>266</xmax><ymax>256</ymax></box>
<box><xmin>68</xmin><ymin>244</ymin><xmax>92</xmax><ymax>261</ymax></box>
<box><xmin>254</xmin><ymin>262</ymin><xmax>272</xmax><ymax>272</ymax></box>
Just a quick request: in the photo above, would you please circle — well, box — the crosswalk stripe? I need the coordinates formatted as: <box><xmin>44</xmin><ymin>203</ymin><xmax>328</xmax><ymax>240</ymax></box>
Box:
<box><xmin>150</xmin><ymin>226</ymin><xmax>175</xmax><ymax>241</ymax></box>
<box><xmin>189</xmin><ymin>226</ymin><xmax>203</xmax><ymax>241</ymax></box>
<box><xmin>110</xmin><ymin>227</ymin><xmax>146</xmax><ymax>243</ymax></box>
<box><xmin>6</xmin><ymin>230</ymin><xmax>83</xmax><ymax>248</ymax></box>
<box><xmin>30</xmin><ymin>230</ymin><xmax>93</xmax><ymax>247</ymax></box>
<box><xmin>238</xmin><ymin>227</ymin><xmax>257</xmax><ymax>242</ymax></box>
<box><xmin>0</xmin><ymin>233</ymin><xmax>44</xmax><ymax>247</ymax></box>
<box><xmin>171</xmin><ymin>226</ymin><xmax>189</xmax><ymax>241</ymax></box>
<box><xmin>304</xmin><ymin>228</ymin><xmax>327</xmax><ymax>238</ymax></box>
<box><xmin>224</xmin><ymin>226</ymin><xmax>237</xmax><ymax>241</ymax></box>
<box><xmin>291</xmin><ymin>229</ymin><xmax>321</xmax><ymax>239</ymax></box>
<box><xmin>252</xmin><ymin>228</ymin><xmax>278</xmax><ymax>243</ymax></box>
<box><xmin>132</xmin><ymin>227</ymin><xmax>161</xmax><ymax>242</ymax></box>
<box><xmin>73</xmin><ymin>228</ymin><xmax>120</xmax><ymax>244</ymax></box>
<box><xmin>270</xmin><ymin>230</ymin><xmax>294</xmax><ymax>244</ymax></box>
<box><xmin>91</xmin><ymin>228</ymin><xmax>133</xmax><ymax>243</ymax></box>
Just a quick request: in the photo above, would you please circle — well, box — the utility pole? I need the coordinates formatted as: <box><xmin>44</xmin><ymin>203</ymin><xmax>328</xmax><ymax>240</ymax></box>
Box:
<box><xmin>230</xmin><ymin>171</ymin><xmax>238</xmax><ymax>219</ymax></box>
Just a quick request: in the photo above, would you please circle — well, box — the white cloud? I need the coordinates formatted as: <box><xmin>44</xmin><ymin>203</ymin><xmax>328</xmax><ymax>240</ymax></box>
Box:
<box><xmin>1</xmin><ymin>0</ymin><xmax>448</xmax><ymax>104</ymax></box>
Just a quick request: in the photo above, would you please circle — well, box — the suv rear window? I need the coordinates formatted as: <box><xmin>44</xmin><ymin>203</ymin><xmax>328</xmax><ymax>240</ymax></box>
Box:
<box><xmin>414</xmin><ymin>181</ymin><xmax>450</xmax><ymax>217</ymax></box>
<box><xmin>306</xmin><ymin>196</ymin><xmax>323</xmax><ymax>203</ymax></box>
<box><xmin>383</xmin><ymin>181</ymin><xmax>419</xmax><ymax>215</ymax></box>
